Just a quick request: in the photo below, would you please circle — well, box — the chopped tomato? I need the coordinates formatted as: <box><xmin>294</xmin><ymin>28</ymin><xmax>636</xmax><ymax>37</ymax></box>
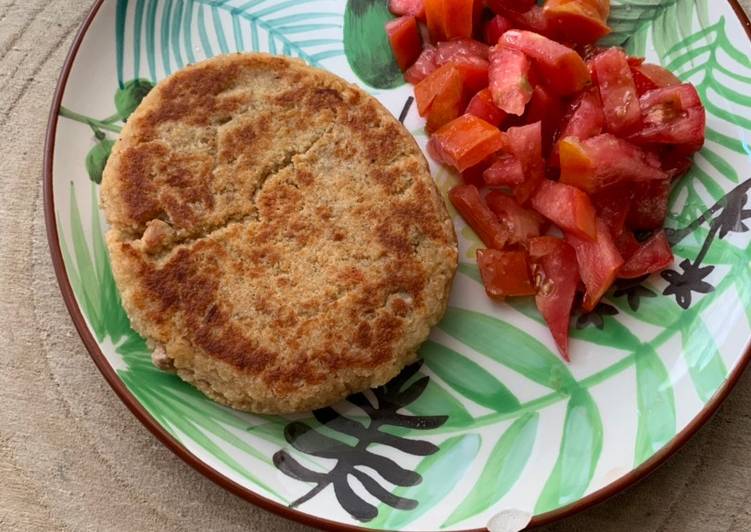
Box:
<box><xmin>629</xmin><ymin>84</ymin><xmax>706</xmax><ymax>153</ymax></box>
<box><xmin>484</xmin><ymin>15</ymin><xmax>513</xmax><ymax>45</ymax></box>
<box><xmin>551</xmin><ymin>88</ymin><xmax>604</xmax><ymax>164</ymax></box>
<box><xmin>389</xmin><ymin>0</ymin><xmax>426</xmax><ymax>21</ymax></box>
<box><xmin>466</xmin><ymin>88</ymin><xmax>507</xmax><ymax>127</ymax></box>
<box><xmin>460</xmin><ymin>158</ymin><xmax>493</xmax><ymax>187</ymax></box>
<box><xmin>453</xmin><ymin>56</ymin><xmax>490</xmax><ymax>95</ymax></box>
<box><xmin>405</xmin><ymin>45</ymin><xmax>438</xmax><ymax>84</ymax></box>
<box><xmin>442</xmin><ymin>0</ymin><xmax>475</xmax><ymax>40</ymax></box>
<box><xmin>507</xmin><ymin>122</ymin><xmax>545</xmax><ymax>204</ymax></box>
<box><xmin>500</xmin><ymin>30</ymin><xmax>590</xmax><ymax>95</ymax></box>
<box><xmin>614</xmin><ymin>230</ymin><xmax>641</xmax><ymax>261</ymax></box>
<box><xmin>487</xmin><ymin>3</ymin><xmax>555</xmax><ymax>38</ymax></box>
<box><xmin>619</xmin><ymin>230</ymin><xmax>674</xmax><ymax>278</ymax></box>
<box><xmin>429</xmin><ymin>114</ymin><xmax>506</xmax><ymax>172</ymax></box>
<box><xmin>414</xmin><ymin>64</ymin><xmax>465</xmax><ymax>131</ymax></box>
<box><xmin>386</xmin><ymin>16</ymin><xmax>423</xmax><ymax>71</ymax></box>
<box><xmin>477</xmin><ymin>249</ymin><xmax>537</xmax><ymax>298</ymax></box>
<box><xmin>489</xmin><ymin>45</ymin><xmax>533</xmax><ymax>116</ymax></box>
<box><xmin>436</xmin><ymin>39</ymin><xmax>489</xmax><ymax>62</ymax></box>
<box><xmin>486</xmin><ymin>0</ymin><xmax>536</xmax><ymax>12</ymax></box>
<box><xmin>592</xmin><ymin>47</ymin><xmax>642</xmax><ymax>135</ymax></box>
<box><xmin>530</xmin><ymin>179</ymin><xmax>597</xmax><ymax>240</ymax></box>
<box><xmin>424</xmin><ymin>0</ymin><xmax>447</xmax><ymax>42</ymax></box>
<box><xmin>627</xmin><ymin>179</ymin><xmax>671</xmax><ymax>230</ymax></box>
<box><xmin>523</xmin><ymin>85</ymin><xmax>563</xmax><ymax>152</ymax></box>
<box><xmin>566</xmin><ymin>217</ymin><xmax>624</xmax><ymax>311</ymax></box>
<box><xmin>543</xmin><ymin>0</ymin><xmax>611</xmax><ymax>44</ymax></box>
<box><xmin>483</xmin><ymin>153</ymin><xmax>525</xmax><ymax>186</ymax></box>
<box><xmin>558</xmin><ymin>134</ymin><xmax>667</xmax><ymax>193</ymax></box>
<box><xmin>631</xmin><ymin>62</ymin><xmax>682</xmax><ymax>95</ymax></box>
<box><xmin>592</xmin><ymin>185</ymin><xmax>632</xmax><ymax>237</ymax></box>
<box><xmin>661</xmin><ymin>147</ymin><xmax>694</xmax><ymax>180</ymax></box>
<box><xmin>528</xmin><ymin>236</ymin><xmax>580</xmax><ymax>360</ymax></box>
<box><xmin>450</xmin><ymin>185</ymin><xmax>509</xmax><ymax>250</ymax></box>
<box><xmin>486</xmin><ymin>191</ymin><xmax>546</xmax><ymax>244</ymax></box>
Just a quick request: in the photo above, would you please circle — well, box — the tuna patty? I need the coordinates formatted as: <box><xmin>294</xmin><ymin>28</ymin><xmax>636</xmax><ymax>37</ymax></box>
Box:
<box><xmin>101</xmin><ymin>53</ymin><xmax>457</xmax><ymax>413</ymax></box>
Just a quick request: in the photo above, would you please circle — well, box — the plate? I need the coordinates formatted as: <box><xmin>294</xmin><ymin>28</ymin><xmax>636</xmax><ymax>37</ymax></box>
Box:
<box><xmin>44</xmin><ymin>1</ymin><xmax>751</xmax><ymax>530</ymax></box>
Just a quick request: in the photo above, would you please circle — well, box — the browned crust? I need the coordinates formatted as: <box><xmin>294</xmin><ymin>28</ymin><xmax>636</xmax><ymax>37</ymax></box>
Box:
<box><xmin>102</xmin><ymin>53</ymin><xmax>457</xmax><ymax>413</ymax></box>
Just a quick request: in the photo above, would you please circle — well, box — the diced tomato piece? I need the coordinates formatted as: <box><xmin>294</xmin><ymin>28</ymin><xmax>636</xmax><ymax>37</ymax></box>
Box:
<box><xmin>483</xmin><ymin>153</ymin><xmax>525</xmax><ymax>186</ymax></box>
<box><xmin>531</xmin><ymin>179</ymin><xmax>597</xmax><ymax>240</ymax></box>
<box><xmin>581</xmin><ymin>0</ymin><xmax>610</xmax><ymax>19</ymax></box>
<box><xmin>592</xmin><ymin>186</ymin><xmax>633</xmax><ymax>238</ymax></box>
<box><xmin>453</xmin><ymin>56</ymin><xmax>490</xmax><ymax>95</ymax></box>
<box><xmin>486</xmin><ymin>0</ymin><xmax>536</xmax><ymax>12</ymax></box>
<box><xmin>559</xmin><ymin>134</ymin><xmax>667</xmax><ymax>193</ymax></box>
<box><xmin>551</xmin><ymin>88</ymin><xmax>604</xmax><ymax>165</ymax></box>
<box><xmin>486</xmin><ymin>191</ymin><xmax>546</xmax><ymax>244</ymax></box>
<box><xmin>500</xmin><ymin>30</ymin><xmax>590</xmax><ymax>95</ymax></box>
<box><xmin>436</xmin><ymin>39</ymin><xmax>490</xmax><ymax>62</ymax></box>
<box><xmin>477</xmin><ymin>249</ymin><xmax>537</xmax><ymax>298</ymax></box>
<box><xmin>661</xmin><ymin>148</ymin><xmax>694</xmax><ymax>180</ymax></box>
<box><xmin>414</xmin><ymin>64</ymin><xmax>465</xmax><ymax>131</ymax></box>
<box><xmin>487</xmin><ymin>3</ymin><xmax>555</xmax><ymax>38</ymax></box>
<box><xmin>629</xmin><ymin>84</ymin><xmax>706</xmax><ymax>154</ymax></box>
<box><xmin>405</xmin><ymin>45</ymin><xmax>438</xmax><ymax>84</ymax></box>
<box><xmin>386</xmin><ymin>16</ymin><xmax>423</xmax><ymax>71</ymax></box>
<box><xmin>466</xmin><ymin>88</ymin><xmax>507</xmax><ymax>127</ymax></box>
<box><xmin>619</xmin><ymin>230</ymin><xmax>674</xmax><ymax>279</ymax></box>
<box><xmin>460</xmin><ymin>158</ymin><xmax>493</xmax><ymax>187</ymax></box>
<box><xmin>429</xmin><ymin>114</ymin><xmax>506</xmax><ymax>171</ymax></box>
<box><xmin>450</xmin><ymin>185</ymin><xmax>509</xmax><ymax>250</ymax></box>
<box><xmin>614</xmin><ymin>230</ymin><xmax>641</xmax><ymax>261</ymax></box>
<box><xmin>424</xmin><ymin>0</ymin><xmax>447</xmax><ymax>42</ymax></box>
<box><xmin>566</xmin><ymin>217</ymin><xmax>624</xmax><ymax>311</ymax></box>
<box><xmin>543</xmin><ymin>0</ymin><xmax>611</xmax><ymax>44</ymax></box>
<box><xmin>523</xmin><ymin>84</ymin><xmax>563</xmax><ymax>152</ymax></box>
<box><xmin>631</xmin><ymin>63</ymin><xmax>682</xmax><ymax>95</ymax></box>
<box><xmin>489</xmin><ymin>45</ymin><xmax>533</xmax><ymax>116</ymax></box>
<box><xmin>592</xmin><ymin>47</ymin><xmax>642</xmax><ymax>135</ymax></box>
<box><xmin>442</xmin><ymin>0</ymin><xmax>475</xmax><ymax>40</ymax></box>
<box><xmin>528</xmin><ymin>236</ymin><xmax>580</xmax><ymax>360</ymax></box>
<box><xmin>627</xmin><ymin>179</ymin><xmax>671</xmax><ymax>230</ymax></box>
<box><xmin>389</xmin><ymin>0</ymin><xmax>426</xmax><ymax>21</ymax></box>
<box><xmin>484</xmin><ymin>15</ymin><xmax>513</xmax><ymax>45</ymax></box>
<box><xmin>507</xmin><ymin>122</ymin><xmax>545</xmax><ymax>204</ymax></box>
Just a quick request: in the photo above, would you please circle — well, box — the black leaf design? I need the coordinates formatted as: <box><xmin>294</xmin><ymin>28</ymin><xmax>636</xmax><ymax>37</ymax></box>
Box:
<box><xmin>613</xmin><ymin>276</ymin><xmax>657</xmax><ymax>312</ymax></box>
<box><xmin>576</xmin><ymin>303</ymin><xmax>619</xmax><ymax>330</ymax></box>
<box><xmin>273</xmin><ymin>360</ymin><xmax>447</xmax><ymax>522</ymax></box>
<box><xmin>662</xmin><ymin>259</ymin><xmax>715</xmax><ymax>309</ymax></box>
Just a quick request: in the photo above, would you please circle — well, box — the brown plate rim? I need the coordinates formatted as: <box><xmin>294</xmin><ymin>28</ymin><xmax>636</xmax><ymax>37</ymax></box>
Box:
<box><xmin>43</xmin><ymin>2</ymin><xmax>751</xmax><ymax>531</ymax></box>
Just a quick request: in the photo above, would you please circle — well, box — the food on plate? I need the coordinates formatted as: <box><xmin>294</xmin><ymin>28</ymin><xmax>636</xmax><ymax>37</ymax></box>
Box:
<box><xmin>101</xmin><ymin>54</ymin><xmax>457</xmax><ymax>413</ymax></box>
<box><xmin>385</xmin><ymin>0</ymin><xmax>706</xmax><ymax>360</ymax></box>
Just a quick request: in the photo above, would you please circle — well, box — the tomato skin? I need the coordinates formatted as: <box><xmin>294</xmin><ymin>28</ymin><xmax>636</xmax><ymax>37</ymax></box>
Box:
<box><xmin>477</xmin><ymin>249</ymin><xmax>537</xmax><ymax>298</ymax></box>
<box><xmin>500</xmin><ymin>30</ymin><xmax>590</xmax><ymax>95</ymax></box>
<box><xmin>414</xmin><ymin>63</ymin><xmax>466</xmax><ymax>131</ymax></box>
<box><xmin>614</xmin><ymin>230</ymin><xmax>641</xmax><ymax>260</ymax></box>
<box><xmin>531</xmin><ymin>179</ymin><xmax>598</xmax><ymax>240</ymax></box>
<box><xmin>489</xmin><ymin>45</ymin><xmax>533</xmax><ymax>116</ymax></box>
<box><xmin>592</xmin><ymin>185</ymin><xmax>632</xmax><ymax>238</ymax></box>
<box><xmin>386</xmin><ymin>16</ymin><xmax>423</xmax><ymax>71</ymax></box>
<box><xmin>592</xmin><ymin>47</ymin><xmax>642</xmax><ymax>135</ymax></box>
<box><xmin>483</xmin><ymin>153</ymin><xmax>525</xmax><ymax>186</ymax></box>
<box><xmin>389</xmin><ymin>0</ymin><xmax>426</xmax><ymax>21</ymax></box>
<box><xmin>523</xmin><ymin>84</ymin><xmax>563</xmax><ymax>153</ymax></box>
<box><xmin>559</xmin><ymin>134</ymin><xmax>668</xmax><ymax>194</ymax></box>
<box><xmin>484</xmin><ymin>15</ymin><xmax>513</xmax><ymax>45</ymax></box>
<box><xmin>627</xmin><ymin>179</ymin><xmax>671</xmax><ymax>230</ymax></box>
<box><xmin>619</xmin><ymin>230</ymin><xmax>674</xmax><ymax>278</ymax></box>
<box><xmin>453</xmin><ymin>56</ymin><xmax>490</xmax><ymax>96</ymax></box>
<box><xmin>566</xmin><ymin>218</ymin><xmax>624</xmax><ymax>311</ymax></box>
<box><xmin>486</xmin><ymin>191</ymin><xmax>546</xmax><ymax>244</ymax></box>
<box><xmin>551</xmin><ymin>88</ymin><xmax>604</xmax><ymax>165</ymax></box>
<box><xmin>466</xmin><ymin>88</ymin><xmax>507</xmax><ymax>127</ymax></box>
<box><xmin>629</xmin><ymin>84</ymin><xmax>706</xmax><ymax>153</ymax></box>
<box><xmin>529</xmin><ymin>236</ymin><xmax>580</xmax><ymax>361</ymax></box>
<box><xmin>631</xmin><ymin>63</ymin><xmax>681</xmax><ymax>95</ymax></box>
<box><xmin>486</xmin><ymin>0</ymin><xmax>536</xmax><ymax>12</ymax></box>
<box><xmin>450</xmin><ymin>185</ymin><xmax>509</xmax><ymax>250</ymax></box>
<box><xmin>543</xmin><ymin>0</ymin><xmax>611</xmax><ymax>45</ymax></box>
<box><xmin>424</xmin><ymin>0</ymin><xmax>447</xmax><ymax>42</ymax></box>
<box><xmin>487</xmin><ymin>3</ymin><xmax>555</xmax><ymax>38</ymax></box>
<box><xmin>405</xmin><ymin>45</ymin><xmax>438</xmax><ymax>84</ymax></box>
<box><xmin>429</xmin><ymin>114</ymin><xmax>506</xmax><ymax>171</ymax></box>
<box><xmin>507</xmin><ymin>122</ymin><xmax>545</xmax><ymax>204</ymax></box>
<box><xmin>442</xmin><ymin>0</ymin><xmax>475</xmax><ymax>40</ymax></box>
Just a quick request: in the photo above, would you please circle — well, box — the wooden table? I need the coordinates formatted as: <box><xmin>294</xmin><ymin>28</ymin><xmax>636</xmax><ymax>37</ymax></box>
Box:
<box><xmin>1</xmin><ymin>1</ymin><xmax>750</xmax><ymax>530</ymax></box>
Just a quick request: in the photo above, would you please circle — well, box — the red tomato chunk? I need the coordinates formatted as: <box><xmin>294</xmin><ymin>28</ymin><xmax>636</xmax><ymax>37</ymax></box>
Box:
<box><xmin>389</xmin><ymin>0</ymin><xmax>426</xmax><ymax>21</ymax></box>
<box><xmin>531</xmin><ymin>180</ymin><xmax>598</xmax><ymax>240</ymax></box>
<box><xmin>449</xmin><ymin>185</ymin><xmax>509</xmax><ymax>250</ymax></box>
<box><xmin>592</xmin><ymin>47</ymin><xmax>642</xmax><ymax>135</ymax></box>
<box><xmin>489</xmin><ymin>45</ymin><xmax>533</xmax><ymax>116</ymax></box>
<box><xmin>386</xmin><ymin>16</ymin><xmax>423</xmax><ymax>72</ymax></box>
<box><xmin>466</xmin><ymin>88</ymin><xmax>507</xmax><ymax>127</ymax></box>
<box><xmin>620</xmin><ymin>230</ymin><xmax>674</xmax><ymax>279</ymax></box>
<box><xmin>477</xmin><ymin>249</ymin><xmax>537</xmax><ymax>298</ymax></box>
<box><xmin>429</xmin><ymin>114</ymin><xmax>506</xmax><ymax>172</ymax></box>
<box><xmin>486</xmin><ymin>191</ymin><xmax>546</xmax><ymax>245</ymax></box>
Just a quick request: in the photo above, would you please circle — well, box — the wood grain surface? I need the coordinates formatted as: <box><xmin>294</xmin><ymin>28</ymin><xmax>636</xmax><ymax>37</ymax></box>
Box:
<box><xmin>1</xmin><ymin>1</ymin><xmax>750</xmax><ymax>530</ymax></box>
